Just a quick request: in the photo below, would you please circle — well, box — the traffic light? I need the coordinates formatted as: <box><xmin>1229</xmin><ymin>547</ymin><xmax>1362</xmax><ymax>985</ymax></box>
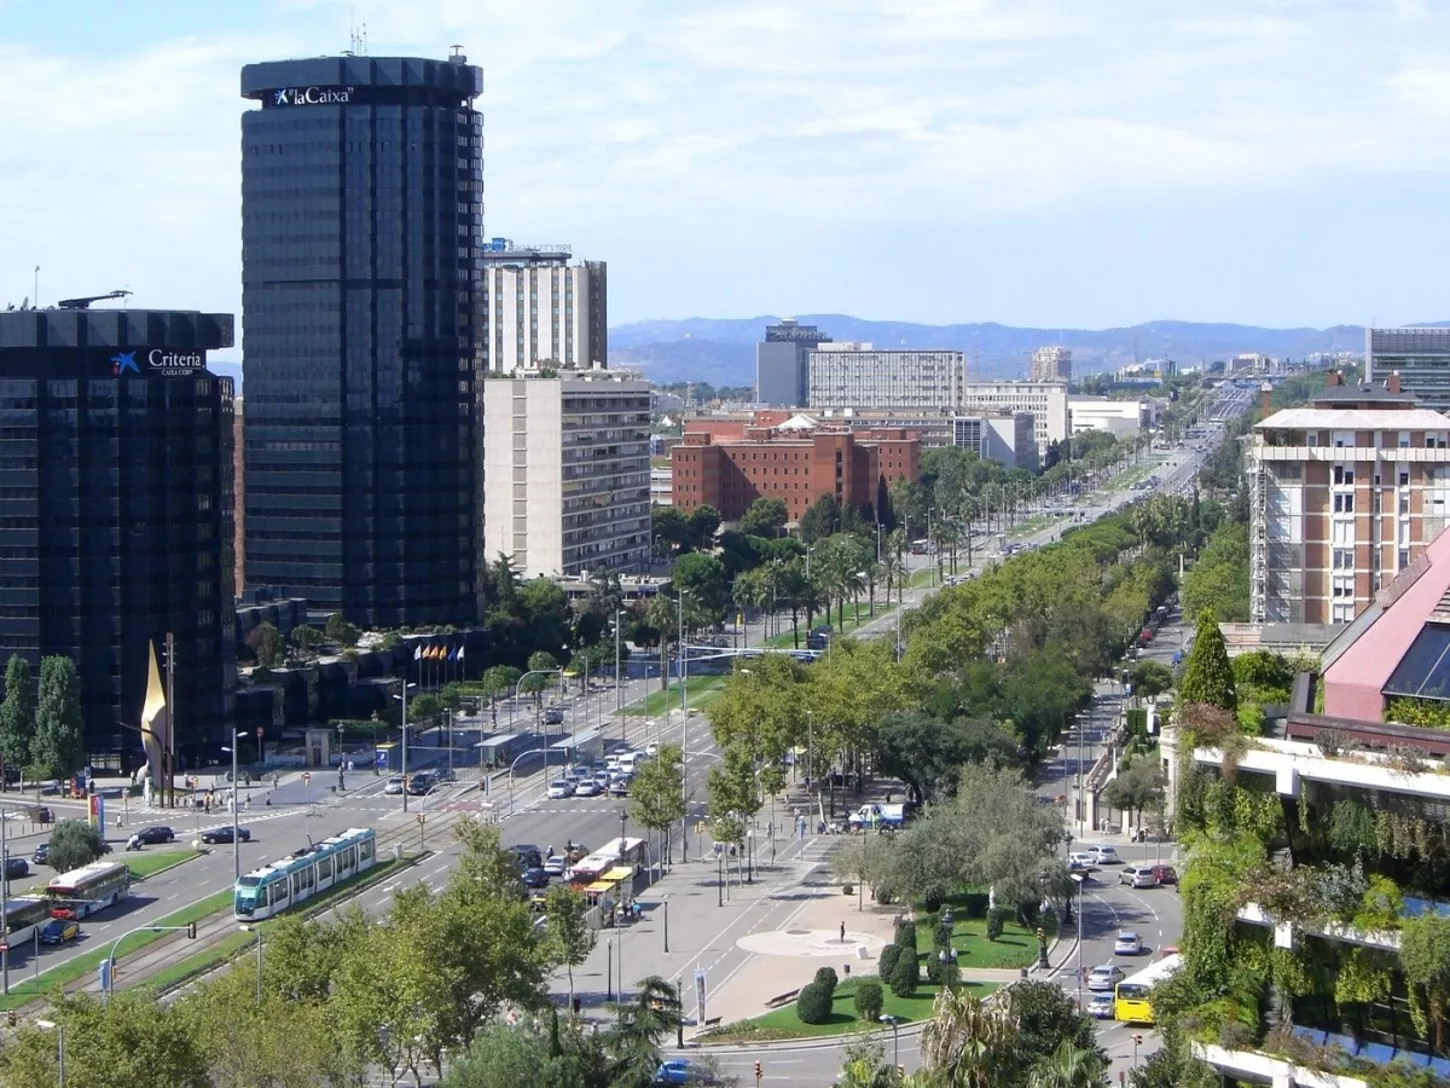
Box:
<box><xmin>753</xmin><ymin>1060</ymin><xmax>762</xmax><ymax>1084</ymax></box>
<box><xmin>186</xmin><ymin>921</ymin><xmax>197</xmax><ymax>939</ymax></box>
<box><xmin>897</xmin><ymin>1066</ymin><xmax>905</xmax><ymax>1078</ymax></box>
<box><xmin>6</xmin><ymin>1010</ymin><xmax>15</xmax><ymax>1027</ymax></box>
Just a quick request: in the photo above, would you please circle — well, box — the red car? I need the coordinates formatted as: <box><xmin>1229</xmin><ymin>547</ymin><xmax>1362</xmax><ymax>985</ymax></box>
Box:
<box><xmin>1151</xmin><ymin>864</ymin><xmax>1178</xmax><ymax>885</ymax></box>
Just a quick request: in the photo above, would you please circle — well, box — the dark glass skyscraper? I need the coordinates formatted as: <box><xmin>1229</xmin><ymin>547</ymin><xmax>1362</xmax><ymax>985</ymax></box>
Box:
<box><xmin>0</xmin><ymin>308</ymin><xmax>235</xmax><ymax>765</ymax></box>
<box><xmin>240</xmin><ymin>53</ymin><xmax>484</xmax><ymax>627</ymax></box>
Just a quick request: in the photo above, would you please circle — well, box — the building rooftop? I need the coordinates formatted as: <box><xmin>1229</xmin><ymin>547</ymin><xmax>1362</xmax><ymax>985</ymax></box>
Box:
<box><xmin>1311</xmin><ymin>381</ymin><xmax>1418</xmax><ymax>407</ymax></box>
<box><xmin>1256</xmin><ymin>407</ymin><xmax>1450</xmax><ymax>431</ymax></box>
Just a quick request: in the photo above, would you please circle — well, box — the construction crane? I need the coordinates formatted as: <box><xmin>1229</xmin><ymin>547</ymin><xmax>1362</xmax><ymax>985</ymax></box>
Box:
<box><xmin>57</xmin><ymin>289</ymin><xmax>132</xmax><ymax>310</ymax></box>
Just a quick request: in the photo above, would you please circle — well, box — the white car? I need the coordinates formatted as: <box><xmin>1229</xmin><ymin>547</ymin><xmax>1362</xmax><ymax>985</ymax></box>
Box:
<box><xmin>383</xmin><ymin>775</ymin><xmax>404</xmax><ymax>795</ymax></box>
<box><xmin>1087</xmin><ymin>845</ymin><xmax>1121</xmax><ymax>865</ymax></box>
<box><xmin>572</xmin><ymin>780</ymin><xmax>602</xmax><ymax>798</ymax></box>
<box><xmin>547</xmin><ymin>779</ymin><xmax>572</xmax><ymax>800</ymax></box>
<box><xmin>1088</xmin><ymin>992</ymin><xmax>1115</xmax><ymax>1019</ymax></box>
<box><xmin>543</xmin><ymin>855</ymin><xmax>566</xmax><ymax>877</ymax></box>
<box><xmin>1088</xmin><ymin>965</ymin><xmax>1125</xmax><ymax>992</ymax></box>
<box><xmin>1113</xmin><ymin>931</ymin><xmax>1143</xmax><ymax>956</ymax></box>
<box><xmin>644</xmin><ymin>743</ymin><xmax>659</xmax><ymax>758</ymax></box>
<box><xmin>1068</xmin><ymin>852</ymin><xmax>1098</xmax><ymax>870</ymax></box>
<box><xmin>1119</xmin><ymin>865</ymin><xmax>1159</xmax><ymax>889</ymax></box>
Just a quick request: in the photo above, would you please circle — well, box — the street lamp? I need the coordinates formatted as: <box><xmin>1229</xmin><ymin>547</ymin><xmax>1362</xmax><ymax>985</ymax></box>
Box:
<box><xmin>222</xmin><ymin>730</ymin><xmax>249</xmax><ymax>882</ymax></box>
<box><xmin>615</xmin><ymin>608</ymin><xmax>628</xmax><ymax>743</ymax></box>
<box><xmin>34</xmin><ymin>1019</ymin><xmax>64</xmax><ymax>1086</ymax></box>
<box><xmin>239</xmin><ymin>923</ymin><xmax>263</xmax><ymax>1003</ymax></box>
<box><xmin>878</xmin><ymin>1014</ymin><xmax>901</xmax><ymax>1070</ymax></box>
<box><xmin>1071</xmin><ymin>872</ymin><xmax>1085</xmax><ymax>1011</ymax></box>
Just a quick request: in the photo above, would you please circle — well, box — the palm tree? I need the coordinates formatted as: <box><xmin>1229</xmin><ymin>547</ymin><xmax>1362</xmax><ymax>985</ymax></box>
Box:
<box><xmin>606</xmin><ymin>974</ymin><xmax>682</xmax><ymax>1088</ymax></box>
<box><xmin>1027</xmin><ymin>1040</ymin><xmax>1108</xmax><ymax>1088</ymax></box>
<box><xmin>867</xmin><ymin>560</ymin><xmax>887</xmax><ymax>616</ymax></box>
<box><xmin>732</xmin><ymin>568</ymin><xmax>771</xmax><ymax>648</ymax></box>
<box><xmin>921</xmin><ymin>988</ymin><xmax>1020</xmax><ymax>1088</ymax></box>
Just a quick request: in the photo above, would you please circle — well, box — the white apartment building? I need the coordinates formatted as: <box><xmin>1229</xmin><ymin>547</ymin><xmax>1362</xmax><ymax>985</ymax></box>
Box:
<box><xmin>1030</xmin><ymin>345</ymin><xmax>1071</xmax><ymax>383</ymax></box>
<box><xmin>959</xmin><ymin>381</ymin><xmax>1070</xmax><ymax>453</ymax></box>
<box><xmin>1247</xmin><ymin>374</ymin><xmax>1450</xmax><ymax>625</ymax></box>
<box><xmin>481</xmin><ymin>240</ymin><xmax>607</xmax><ymax>372</ymax></box>
<box><xmin>952</xmin><ymin>413</ymin><xmax>1038</xmax><ymax>470</ymax></box>
<box><xmin>807</xmin><ymin>343</ymin><xmax>963</xmax><ymax>412</ymax></box>
<box><xmin>482</xmin><ymin>370</ymin><xmax>651</xmax><ymax>579</ymax></box>
<box><xmin>1067</xmin><ymin>396</ymin><xmax>1148</xmax><ymax>439</ymax></box>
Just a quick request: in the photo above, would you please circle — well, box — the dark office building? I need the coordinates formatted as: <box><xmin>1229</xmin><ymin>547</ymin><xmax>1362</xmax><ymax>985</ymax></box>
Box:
<box><xmin>756</xmin><ymin>318</ymin><xmax>831</xmax><ymax>407</ymax></box>
<box><xmin>240</xmin><ymin>52</ymin><xmax>485</xmax><ymax>627</ymax></box>
<box><xmin>0</xmin><ymin>307</ymin><xmax>236</xmax><ymax>766</ymax></box>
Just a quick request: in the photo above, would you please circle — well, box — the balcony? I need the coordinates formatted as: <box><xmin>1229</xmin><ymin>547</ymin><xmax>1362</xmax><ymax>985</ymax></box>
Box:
<box><xmin>1191</xmin><ymin>737</ymin><xmax>1450</xmax><ymax>802</ymax></box>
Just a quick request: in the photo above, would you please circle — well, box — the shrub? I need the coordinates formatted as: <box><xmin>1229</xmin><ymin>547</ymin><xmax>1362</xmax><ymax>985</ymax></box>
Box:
<box><xmin>814</xmin><ymin>966</ymin><xmax>839</xmax><ymax>995</ymax></box>
<box><xmin>878</xmin><ymin>943</ymin><xmax>901</xmax><ymax>980</ymax></box>
<box><xmin>796</xmin><ymin>982</ymin><xmax>833</xmax><ymax>1025</ymax></box>
<box><xmin>925</xmin><ymin>954</ymin><xmax>941</xmax><ymax>984</ymax></box>
<box><xmin>986</xmin><ymin>907</ymin><xmax>1005</xmax><ymax>942</ymax></box>
<box><xmin>895</xmin><ymin>920</ymin><xmax>917</xmax><ymax>955</ymax></box>
<box><xmin>922</xmin><ymin>888</ymin><xmax>942</xmax><ymax>913</ymax></box>
<box><xmin>960</xmin><ymin>891</ymin><xmax>990</xmax><ymax>918</ymax></box>
<box><xmin>888</xmin><ymin>951</ymin><xmax>918</xmax><ymax>997</ymax></box>
<box><xmin>934</xmin><ymin>921</ymin><xmax>953</xmax><ymax>951</ymax></box>
<box><xmin>854</xmin><ymin>979</ymin><xmax>884</xmax><ymax>1022</ymax></box>
<box><xmin>842</xmin><ymin>884</ymin><xmax>853</xmax><ymax>896</ymax></box>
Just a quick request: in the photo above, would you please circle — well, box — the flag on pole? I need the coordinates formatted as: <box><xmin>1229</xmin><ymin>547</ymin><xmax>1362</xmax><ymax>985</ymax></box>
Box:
<box><xmin>456</xmin><ymin>645</ymin><xmax>465</xmax><ymax>662</ymax></box>
<box><xmin>414</xmin><ymin>644</ymin><xmax>423</xmax><ymax>661</ymax></box>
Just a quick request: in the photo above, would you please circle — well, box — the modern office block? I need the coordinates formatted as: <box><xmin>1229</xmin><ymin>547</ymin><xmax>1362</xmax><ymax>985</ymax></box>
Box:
<box><xmin>756</xmin><ymin>319</ymin><xmax>831</xmax><ymax>407</ymax></box>
<box><xmin>482</xmin><ymin>371</ymin><xmax>651</xmax><ymax>578</ymax></box>
<box><xmin>0</xmin><ymin>307</ymin><xmax>236</xmax><ymax>764</ymax></box>
<box><xmin>807</xmin><ymin>344</ymin><xmax>962</xmax><ymax>412</ymax></box>
<box><xmin>960</xmin><ymin>381</ymin><xmax>1070</xmax><ymax>452</ymax></box>
<box><xmin>1366</xmin><ymin>327</ymin><xmax>1450</xmax><ymax>413</ymax></box>
<box><xmin>240</xmin><ymin>52</ymin><xmax>485</xmax><ymax>627</ymax></box>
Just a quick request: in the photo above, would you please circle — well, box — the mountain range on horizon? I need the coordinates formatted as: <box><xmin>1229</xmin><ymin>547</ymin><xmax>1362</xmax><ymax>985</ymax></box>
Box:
<box><xmin>212</xmin><ymin>314</ymin><xmax>1439</xmax><ymax>394</ymax></box>
<box><xmin>607</xmin><ymin>314</ymin><xmax>1390</xmax><ymax>387</ymax></box>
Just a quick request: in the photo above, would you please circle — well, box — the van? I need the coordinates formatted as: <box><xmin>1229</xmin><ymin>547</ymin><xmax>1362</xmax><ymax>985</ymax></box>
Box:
<box><xmin>1119</xmin><ymin>865</ymin><xmax>1159</xmax><ymax>889</ymax></box>
<box><xmin>617</xmin><ymin>752</ymin><xmax>640</xmax><ymax>774</ymax></box>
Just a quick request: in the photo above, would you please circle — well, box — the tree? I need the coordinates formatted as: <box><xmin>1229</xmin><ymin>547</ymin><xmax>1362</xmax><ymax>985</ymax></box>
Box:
<box><xmin>686</xmin><ymin>504</ymin><xmax>722</xmax><ymax>550</ymax></box>
<box><xmin>245</xmin><ymin>621</ymin><xmax>284</xmax><ymax>667</ymax></box>
<box><xmin>408</xmin><ymin>692</ymin><xmax>444</xmax><ymax>727</ymax></box>
<box><xmin>1103</xmin><ymin>758</ymin><xmax>1168</xmax><ymax>831</ymax></box>
<box><xmin>652</xmin><ymin>505</ymin><xmax>694</xmax><ymax>556</ymax></box>
<box><xmin>605</xmin><ymin>975</ymin><xmax>682</xmax><ymax>1088</ymax></box>
<box><xmin>706</xmin><ymin>744</ymin><xmax>762</xmax><ymax>852</ymax></box>
<box><xmin>30</xmin><ymin>655</ymin><xmax>85</xmax><ymax>780</ymax></box>
<box><xmin>1027</xmin><ymin>1039</ymin><xmax>1110</xmax><ymax>1088</ymax></box>
<box><xmin>630</xmin><ymin>743</ymin><xmax>687</xmax><ymax>866</ymax></box>
<box><xmin>0</xmin><ymin>654</ymin><xmax>35</xmax><ymax>777</ymax></box>
<box><xmin>289</xmin><ymin>623</ymin><xmax>323</xmax><ymax>652</ymax></box>
<box><xmin>739</xmin><ymin>497</ymin><xmax>788</xmax><ymax>537</ymax></box>
<box><xmin>521</xmin><ymin>651</ymin><xmax>560</xmax><ymax>708</ymax></box>
<box><xmin>324</xmin><ymin>612</ymin><xmax>360</xmax><ymax>647</ymax></box>
<box><xmin>543</xmin><ymin>885</ymin><xmax>596</xmax><ymax>1009</ymax></box>
<box><xmin>1181</xmin><ymin>522</ymin><xmax>1250</xmax><ymax>623</ymax></box>
<box><xmin>1178</xmin><ymin>609</ymin><xmax>1237</xmax><ymax>710</ymax></box>
<box><xmin>481</xmin><ymin>664</ymin><xmax>522</xmax><ymax>725</ymax></box>
<box><xmin>1005</xmin><ymin>980</ymin><xmax>1102</xmax><ymax>1068</ymax></box>
<box><xmin>442</xmin><ymin>1018</ymin><xmax>608</xmax><ymax>1088</ymax></box>
<box><xmin>47</xmin><ymin>817</ymin><xmax>107</xmax><ymax>873</ymax></box>
<box><xmin>920</xmin><ymin>988</ymin><xmax>1020</xmax><ymax>1088</ymax></box>
<box><xmin>799</xmin><ymin>493</ymin><xmax>841</xmax><ymax>543</ymax></box>
<box><xmin>874</xmin><ymin>711</ymin><xmax>1020</xmax><ymax>805</ymax></box>
<box><xmin>1127</xmin><ymin>660</ymin><xmax>1175</xmax><ymax>700</ymax></box>
<box><xmin>672</xmin><ymin>552</ymin><xmax>731</xmax><ymax>622</ymax></box>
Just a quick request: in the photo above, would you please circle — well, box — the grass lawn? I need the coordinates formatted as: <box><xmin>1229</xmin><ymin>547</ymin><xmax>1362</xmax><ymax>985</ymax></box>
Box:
<box><xmin>915</xmin><ymin>897</ymin><xmax>1053</xmax><ymax>971</ymax></box>
<box><xmin>126</xmin><ymin>849</ymin><xmax>200</xmax><ymax>881</ymax></box>
<box><xmin>702</xmin><ymin>976</ymin><xmax>1001</xmax><ymax>1043</ymax></box>
<box><xmin>624</xmin><ymin>675</ymin><xmax>727</xmax><ymax>717</ymax></box>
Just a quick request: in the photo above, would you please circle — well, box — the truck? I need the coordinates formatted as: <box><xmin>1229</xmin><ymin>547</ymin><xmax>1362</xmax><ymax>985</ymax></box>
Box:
<box><xmin>847</xmin><ymin>803</ymin><xmax>909</xmax><ymax>832</ymax></box>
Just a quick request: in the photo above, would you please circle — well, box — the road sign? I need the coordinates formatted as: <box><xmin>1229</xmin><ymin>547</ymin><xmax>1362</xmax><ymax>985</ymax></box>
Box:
<box><xmin>0</xmin><ymin>943</ymin><xmax>11</xmax><ymax>953</ymax></box>
<box><xmin>302</xmin><ymin>772</ymin><xmax>312</xmax><ymax>783</ymax></box>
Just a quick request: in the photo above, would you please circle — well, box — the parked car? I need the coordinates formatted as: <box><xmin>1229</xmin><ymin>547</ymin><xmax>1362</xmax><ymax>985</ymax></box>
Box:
<box><xmin>1088</xmin><ymin>964</ymin><xmax>1125</xmax><ymax>992</ymax></box>
<box><xmin>1087</xmin><ymin>845</ymin><xmax>1121</xmax><ymax>865</ymax></box>
<box><xmin>521</xmin><ymin>867</ymin><xmax>551</xmax><ymax>889</ymax></box>
<box><xmin>201</xmin><ymin>826</ymin><xmax>252</xmax><ymax>845</ymax></box>
<box><xmin>1119</xmin><ymin>865</ymin><xmax>1159</xmax><ymax>889</ymax></box>
<box><xmin>543</xmin><ymin>707</ymin><xmax>565</xmax><ymax>725</ymax></box>
<box><xmin>383</xmin><ymin>775</ymin><xmax>405</xmax><ymax>795</ymax></box>
<box><xmin>3</xmin><ymin>857</ymin><xmax>28</xmax><ymax>881</ymax></box>
<box><xmin>1151</xmin><ymin>864</ymin><xmax>1178</xmax><ymax>885</ymax></box>
<box><xmin>134</xmin><ymin>826</ymin><xmax>176</xmax><ymax>845</ymax></box>
<box><xmin>547</xmin><ymin>779</ymin><xmax>573</xmax><ymax>800</ymax></box>
<box><xmin>1113</xmin><ymin>931</ymin><xmax>1143</xmax><ymax>956</ymax></box>
<box><xmin>1088</xmin><ymin>992</ymin><xmax>1115</xmax><ymax>1020</ymax></box>
<box><xmin>39</xmin><ymin>918</ymin><xmax>79</xmax><ymax>945</ymax></box>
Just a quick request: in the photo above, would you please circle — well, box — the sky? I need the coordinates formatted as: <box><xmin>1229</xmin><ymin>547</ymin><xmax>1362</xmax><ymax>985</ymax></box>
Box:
<box><xmin>3</xmin><ymin>0</ymin><xmax>1450</xmax><ymax>354</ymax></box>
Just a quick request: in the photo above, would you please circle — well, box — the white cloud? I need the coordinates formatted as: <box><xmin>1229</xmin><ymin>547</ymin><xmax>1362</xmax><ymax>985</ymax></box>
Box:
<box><xmin>3</xmin><ymin>0</ymin><xmax>1450</xmax><ymax>328</ymax></box>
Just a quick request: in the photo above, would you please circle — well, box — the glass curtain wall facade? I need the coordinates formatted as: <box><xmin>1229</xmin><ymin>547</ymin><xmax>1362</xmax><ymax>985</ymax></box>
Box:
<box><xmin>0</xmin><ymin>309</ymin><xmax>235</xmax><ymax>765</ymax></box>
<box><xmin>240</xmin><ymin>55</ymin><xmax>485</xmax><ymax>627</ymax></box>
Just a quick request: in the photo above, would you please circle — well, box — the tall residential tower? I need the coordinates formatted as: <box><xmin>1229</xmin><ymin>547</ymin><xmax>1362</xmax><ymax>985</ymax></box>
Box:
<box><xmin>239</xmin><ymin>53</ymin><xmax>484</xmax><ymax>626</ymax></box>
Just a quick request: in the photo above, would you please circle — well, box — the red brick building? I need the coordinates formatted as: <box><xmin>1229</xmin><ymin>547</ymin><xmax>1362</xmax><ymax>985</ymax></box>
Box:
<box><xmin>670</xmin><ymin>419</ymin><xmax>921</xmax><ymax>521</ymax></box>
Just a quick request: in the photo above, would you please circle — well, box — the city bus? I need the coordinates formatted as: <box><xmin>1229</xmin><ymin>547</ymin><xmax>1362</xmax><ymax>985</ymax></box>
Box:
<box><xmin>1114</xmin><ymin>952</ymin><xmax>1182</xmax><ymax>1025</ymax></box>
<box><xmin>234</xmin><ymin>827</ymin><xmax>376</xmax><ymax>921</ymax></box>
<box><xmin>45</xmin><ymin>861</ymin><xmax>132</xmax><ymax>919</ymax></box>
<box><xmin>2</xmin><ymin>897</ymin><xmax>55</xmax><ymax>948</ymax></box>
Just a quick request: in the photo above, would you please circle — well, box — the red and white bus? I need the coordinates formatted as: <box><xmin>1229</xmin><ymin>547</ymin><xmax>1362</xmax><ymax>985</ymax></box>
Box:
<box><xmin>46</xmin><ymin>861</ymin><xmax>131</xmax><ymax>919</ymax></box>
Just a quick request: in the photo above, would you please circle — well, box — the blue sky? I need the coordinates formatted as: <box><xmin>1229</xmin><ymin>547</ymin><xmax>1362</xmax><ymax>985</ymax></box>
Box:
<box><xmin>3</xmin><ymin>0</ymin><xmax>1450</xmax><ymax>351</ymax></box>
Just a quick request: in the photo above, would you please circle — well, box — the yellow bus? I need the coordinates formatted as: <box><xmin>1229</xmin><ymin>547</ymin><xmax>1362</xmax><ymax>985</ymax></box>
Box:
<box><xmin>1114</xmin><ymin>953</ymin><xmax>1182</xmax><ymax>1025</ymax></box>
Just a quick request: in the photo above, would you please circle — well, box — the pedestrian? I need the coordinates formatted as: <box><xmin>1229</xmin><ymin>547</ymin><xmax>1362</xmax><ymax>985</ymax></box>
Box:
<box><xmin>840</xmin><ymin>921</ymin><xmax>846</xmax><ymax>944</ymax></box>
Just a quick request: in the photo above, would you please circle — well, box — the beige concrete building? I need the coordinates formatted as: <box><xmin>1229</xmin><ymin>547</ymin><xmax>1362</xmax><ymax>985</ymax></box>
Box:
<box><xmin>1248</xmin><ymin>373</ymin><xmax>1450</xmax><ymax>625</ymax></box>
<box><xmin>960</xmin><ymin>381</ymin><xmax>1070</xmax><ymax>453</ymax></box>
<box><xmin>1068</xmin><ymin>396</ymin><xmax>1149</xmax><ymax>439</ymax></box>
<box><xmin>481</xmin><ymin>240</ymin><xmax>607</xmax><ymax>372</ymax></box>
<box><xmin>482</xmin><ymin>369</ymin><xmax>651</xmax><ymax>578</ymax></box>
<box><xmin>1030</xmin><ymin>345</ymin><xmax>1071</xmax><ymax>383</ymax></box>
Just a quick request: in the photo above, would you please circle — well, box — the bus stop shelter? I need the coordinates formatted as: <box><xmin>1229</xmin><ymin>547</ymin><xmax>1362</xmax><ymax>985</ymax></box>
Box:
<box><xmin>550</xmin><ymin>728</ymin><xmax>603</xmax><ymax>765</ymax></box>
<box><xmin>476</xmin><ymin>733</ymin><xmax>525</xmax><ymax>769</ymax></box>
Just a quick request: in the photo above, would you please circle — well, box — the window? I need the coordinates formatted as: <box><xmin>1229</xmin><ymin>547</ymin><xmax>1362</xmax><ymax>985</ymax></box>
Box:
<box><xmin>1400</xmin><ymin>548</ymin><xmax>1411</xmax><ymax>568</ymax></box>
<box><xmin>1333</xmin><ymin>465</ymin><xmax>1355</xmax><ymax>486</ymax></box>
<box><xmin>1333</xmin><ymin>493</ymin><xmax>1355</xmax><ymax>513</ymax></box>
<box><xmin>1332</xmin><ymin>602</ymin><xmax>1355</xmax><ymax>623</ymax></box>
<box><xmin>1332</xmin><ymin>520</ymin><xmax>1354</xmax><ymax>544</ymax></box>
<box><xmin>1332</xmin><ymin>548</ymin><xmax>1354</xmax><ymax>570</ymax></box>
<box><xmin>1401</xmin><ymin>470</ymin><xmax>1411</xmax><ymax>486</ymax></box>
<box><xmin>1332</xmin><ymin>575</ymin><xmax>1354</xmax><ymax>598</ymax></box>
